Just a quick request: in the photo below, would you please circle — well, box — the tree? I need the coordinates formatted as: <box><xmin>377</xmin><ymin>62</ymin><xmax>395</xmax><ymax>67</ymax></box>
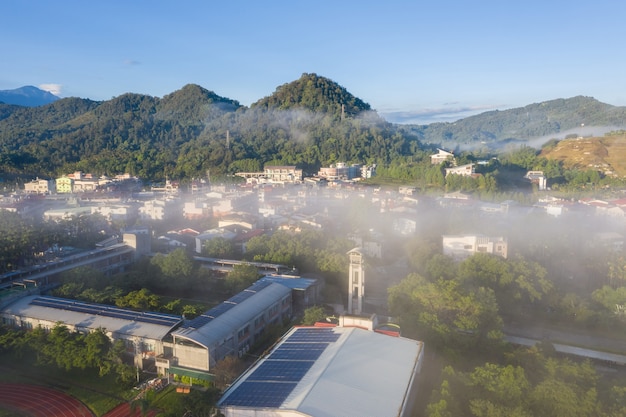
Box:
<box><xmin>202</xmin><ymin>237</ymin><xmax>235</xmax><ymax>258</ymax></box>
<box><xmin>388</xmin><ymin>273</ymin><xmax>503</xmax><ymax>351</ymax></box>
<box><xmin>301</xmin><ymin>305</ymin><xmax>328</xmax><ymax>325</ymax></box>
<box><xmin>115</xmin><ymin>288</ymin><xmax>160</xmax><ymax>310</ymax></box>
<box><xmin>225</xmin><ymin>264</ymin><xmax>260</xmax><ymax>294</ymax></box>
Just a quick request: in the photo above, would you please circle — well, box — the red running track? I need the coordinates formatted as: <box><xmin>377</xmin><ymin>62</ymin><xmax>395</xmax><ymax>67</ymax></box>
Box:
<box><xmin>0</xmin><ymin>383</ymin><xmax>93</xmax><ymax>417</ymax></box>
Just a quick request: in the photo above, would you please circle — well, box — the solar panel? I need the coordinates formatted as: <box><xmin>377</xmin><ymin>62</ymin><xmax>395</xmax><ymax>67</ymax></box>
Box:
<box><xmin>206</xmin><ymin>302</ymin><xmax>235</xmax><ymax>318</ymax></box>
<box><xmin>221</xmin><ymin>381</ymin><xmax>298</xmax><ymax>407</ymax></box>
<box><xmin>184</xmin><ymin>314</ymin><xmax>213</xmax><ymax>329</ymax></box>
<box><xmin>270</xmin><ymin>344</ymin><xmax>327</xmax><ymax>361</ymax></box>
<box><xmin>30</xmin><ymin>296</ymin><xmax>182</xmax><ymax>327</ymax></box>
<box><xmin>248</xmin><ymin>280</ymin><xmax>273</xmax><ymax>292</ymax></box>
<box><xmin>228</xmin><ymin>290</ymin><xmax>255</xmax><ymax>304</ymax></box>
<box><xmin>248</xmin><ymin>360</ymin><xmax>314</xmax><ymax>382</ymax></box>
<box><xmin>288</xmin><ymin>328</ymin><xmax>341</xmax><ymax>343</ymax></box>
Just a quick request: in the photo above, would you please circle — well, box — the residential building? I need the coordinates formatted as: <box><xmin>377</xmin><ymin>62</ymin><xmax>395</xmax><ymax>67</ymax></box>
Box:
<box><xmin>442</xmin><ymin>234</ymin><xmax>508</xmax><ymax>259</ymax></box>
<box><xmin>445</xmin><ymin>163</ymin><xmax>475</xmax><ymax>177</ymax></box>
<box><xmin>55</xmin><ymin>176</ymin><xmax>73</xmax><ymax>193</ymax></box>
<box><xmin>24</xmin><ymin>178</ymin><xmax>56</xmax><ymax>194</ymax></box>
<box><xmin>430</xmin><ymin>148</ymin><xmax>455</xmax><ymax>165</ymax></box>
<box><xmin>525</xmin><ymin>170</ymin><xmax>547</xmax><ymax>190</ymax></box>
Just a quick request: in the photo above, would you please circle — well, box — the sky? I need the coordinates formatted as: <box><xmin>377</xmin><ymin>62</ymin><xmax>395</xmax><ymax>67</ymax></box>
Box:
<box><xmin>2</xmin><ymin>0</ymin><xmax>626</xmax><ymax>124</ymax></box>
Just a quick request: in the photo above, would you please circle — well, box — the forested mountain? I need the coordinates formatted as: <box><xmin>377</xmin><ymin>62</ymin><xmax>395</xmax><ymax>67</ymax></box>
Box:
<box><xmin>0</xmin><ymin>85</ymin><xmax>60</xmax><ymax>107</ymax></box>
<box><xmin>406</xmin><ymin>96</ymin><xmax>626</xmax><ymax>147</ymax></box>
<box><xmin>1</xmin><ymin>73</ymin><xmax>625</xmax><ymax>183</ymax></box>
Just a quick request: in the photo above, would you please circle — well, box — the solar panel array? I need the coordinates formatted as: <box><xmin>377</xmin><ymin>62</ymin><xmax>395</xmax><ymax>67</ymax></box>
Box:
<box><xmin>220</xmin><ymin>327</ymin><xmax>341</xmax><ymax>408</ymax></box>
<box><xmin>29</xmin><ymin>296</ymin><xmax>181</xmax><ymax>327</ymax></box>
<box><xmin>183</xmin><ymin>280</ymin><xmax>275</xmax><ymax>329</ymax></box>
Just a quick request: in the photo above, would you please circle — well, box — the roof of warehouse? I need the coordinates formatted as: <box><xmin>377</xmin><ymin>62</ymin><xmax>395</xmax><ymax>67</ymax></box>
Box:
<box><xmin>217</xmin><ymin>326</ymin><xmax>424</xmax><ymax>417</ymax></box>
<box><xmin>2</xmin><ymin>295</ymin><xmax>182</xmax><ymax>340</ymax></box>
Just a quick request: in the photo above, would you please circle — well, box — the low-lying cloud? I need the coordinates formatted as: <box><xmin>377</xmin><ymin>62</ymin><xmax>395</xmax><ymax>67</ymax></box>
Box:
<box><xmin>38</xmin><ymin>83</ymin><xmax>62</xmax><ymax>96</ymax></box>
<box><xmin>381</xmin><ymin>104</ymin><xmax>499</xmax><ymax>125</ymax></box>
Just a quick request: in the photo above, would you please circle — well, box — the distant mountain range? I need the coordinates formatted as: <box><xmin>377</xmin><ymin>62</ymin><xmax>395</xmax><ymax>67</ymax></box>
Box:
<box><xmin>0</xmin><ymin>86</ymin><xmax>60</xmax><ymax>107</ymax></box>
<box><xmin>1</xmin><ymin>73</ymin><xmax>626</xmax><ymax>181</ymax></box>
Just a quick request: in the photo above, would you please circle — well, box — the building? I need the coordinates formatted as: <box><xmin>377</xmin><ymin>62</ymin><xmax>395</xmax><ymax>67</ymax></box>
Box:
<box><xmin>160</xmin><ymin>280</ymin><xmax>292</xmax><ymax>380</ymax></box>
<box><xmin>525</xmin><ymin>170</ymin><xmax>547</xmax><ymax>190</ymax></box>
<box><xmin>55</xmin><ymin>176</ymin><xmax>73</xmax><ymax>193</ymax></box>
<box><xmin>430</xmin><ymin>148</ymin><xmax>455</xmax><ymax>165</ymax></box>
<box><xmin>217</xmin><ymin>325</ymin><xmax>424</xmax><ymax>417</ymax></box>
<box><xmin>442</xmin><ymin>234</ymin><xmax>508</xmax><ymax>259</ymax></box>
<box><xmin>445</xmin><ymin>163</ymin><xmax>475</xmax><ymax>177</ymax></box>
<box><xmin>0</xmin><ymin>295</ymin><xmax>182</xmax><ymax>369</ymax></box>
<box><xmin>236</xmin><ymin>165</ymin><xmax>303</xmax><ymax>185</ymax></box>
<box><xmin>347</xmin><ymin>248</ymin><xmax>365</xmax><ymax>315</ymax></box>
<box><xmin>24</xmin><ymin>178</ymin><xmax>56</xmax><ymax>194</ymax></box>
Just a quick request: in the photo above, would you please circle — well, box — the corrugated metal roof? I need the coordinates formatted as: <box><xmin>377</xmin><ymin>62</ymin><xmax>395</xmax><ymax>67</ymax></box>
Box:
<box><xmin>258</xmin><ymin>276</ymin><xmax>317</xmax><ymax>290</ymax></box>
<box><xmin>172</xmin><ymin>283</ymin><xmax>291</xmax><ymax>348</ymax></box>
<box><xmin>2</xmin><ymin>295</ymin><xmax>181</xmax><ymax>340</ymax></box>
<box><xmin>218</xmin><ymin>326</ymin><xmax>424</xmax><ymax>417</ymax></box>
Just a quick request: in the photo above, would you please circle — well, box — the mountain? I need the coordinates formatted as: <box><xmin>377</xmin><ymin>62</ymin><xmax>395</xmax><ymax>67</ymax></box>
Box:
<box><xmin>1</xmin><ymin>74</ymin><xmax>626</xmax><ymax>182</ymax></box>
<box><xmin>253</xmin><ymin>73</ymin><xmax>372</xmax><ymax>119</ymax></box>
<box><xmin>0</xmin><ymin>86</ymin><xmax>60</xmax><ymax>107</ymax></box>
<box><xmin>401</xmin><ymin>96</ymin><xmax>626</xmax><ymax>147</ymax></box>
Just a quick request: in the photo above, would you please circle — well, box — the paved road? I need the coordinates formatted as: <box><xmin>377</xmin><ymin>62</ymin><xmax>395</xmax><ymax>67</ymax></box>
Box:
<box><xmin>503</xmin><ymin>321</ymin><xmax>626</xmax><ymax>359</ymax></box>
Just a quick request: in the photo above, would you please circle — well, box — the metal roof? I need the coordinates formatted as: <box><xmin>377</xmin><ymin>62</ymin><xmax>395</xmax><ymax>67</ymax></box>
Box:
<box><xmin>218</xmin><ymin>326</ymin><xmax>424</xmax><ymax>417</ymax></box>
<box><xmin>172</xmin><ymin>282</ymin><xmax>291</xmax><ymax>349</ymax></box>
<box><xmin>258</xmin><ymin>275</ymin><xmax>317</xmax><ymax>290</ymax></box>
<box><xmin>2</xmin><ymin>295</ymin><xmax>182</xmax><ymax>341</ymax></box>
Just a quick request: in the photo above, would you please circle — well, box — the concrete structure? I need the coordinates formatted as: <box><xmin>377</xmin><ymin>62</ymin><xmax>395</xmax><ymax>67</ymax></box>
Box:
<box><xmin>442</xmin><ymin>234</ymin><xmax>508</xmax><ymax>259</ymax></box>
<box><xmin>525</xmin><ymin>170</ymin><xmax>547</xmax><ymax>190</ymax></box>
<box><xmin>445</xmin><ymin>163</ymin><xmax>475</xmax><ymax>177</ymax></box>
<box><xmin>217</xmin><ymin>325</ymin><xmax>424</xmax><ymax>417</ymax></box>
<box><xmin>55</xmin><ymin>176</ymin><xmax>73</xmax><ymax>193</ymax></box>
<box><xmin>235</xmin><ymin>165</ymin><xmax>303</xmax><ymax>185</ymax></box>
<box><xmin>430</xmin><ymin>148</ymin><xmax>455</xmax><ymax>165</ymax></box>
<box><xmin>161</xmin><ymin>280</ymin><xmax>292</xmax><ymax>379</ymax></box>
<box><xmin>24</xmin><ymin>178</ymin><xmax>56</xmax><ymax>194</ymax></box>
<box><xmin>0</xmin><ymin>295</ymin><xmax>182</xmax><ymax>368</ymax></box>
<box><xmin>347</xmin><ymin>248</ymin><xmax>365</xmax><ymax>315</ymax></box>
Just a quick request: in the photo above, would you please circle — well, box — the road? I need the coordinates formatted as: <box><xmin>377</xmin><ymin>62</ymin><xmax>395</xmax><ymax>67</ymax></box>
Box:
<box><xmin>503</xmin><ymin>321</ymin><xmax>626</xmax><ymax>363</ymax></box>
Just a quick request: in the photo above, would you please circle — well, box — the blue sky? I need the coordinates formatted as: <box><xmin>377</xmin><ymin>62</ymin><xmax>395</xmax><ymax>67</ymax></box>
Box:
<box><xmin>2</xmin><ymin>1</ymin><xmax>625</xmax><ymax>124</ymax></box>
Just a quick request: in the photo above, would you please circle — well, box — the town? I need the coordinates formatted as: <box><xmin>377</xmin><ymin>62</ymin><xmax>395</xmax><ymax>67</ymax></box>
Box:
<box><xmin>2</xmin><ymin>153</ymin><xmax>626</xmax><ymax>415</ymax></box>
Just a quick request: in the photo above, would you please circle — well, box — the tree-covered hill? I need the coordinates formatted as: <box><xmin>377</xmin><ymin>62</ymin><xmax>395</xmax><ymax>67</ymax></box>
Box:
<box><xmin>1</xmin><ymin>72</ymin><xmax>626</xmax><ymax>183</ymax></box>
<box><xmin>403</xmin><ymin>96</ymin><xmax>626</xmax><ymax>146</ymax></box>
<box><xmin>252</xmin><ymin>72</ymin><xmax>372</xmax><ymax>119</ymax></box>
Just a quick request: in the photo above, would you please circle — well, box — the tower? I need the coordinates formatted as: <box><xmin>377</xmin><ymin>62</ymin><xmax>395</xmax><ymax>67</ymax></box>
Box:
<box><xmin>347</xmin><ymin>248</ymin><xmax>365</xmax><ymax>315</ymax></box>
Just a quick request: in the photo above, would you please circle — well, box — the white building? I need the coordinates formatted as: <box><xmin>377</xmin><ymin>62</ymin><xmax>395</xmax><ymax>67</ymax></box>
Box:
<box><xmin>445</xmin><ymin>163</ymin><xmax>475</xmax><ymax>177</ymax></box>
<box><xmin>0</xmin><ymin>295</ymin><xmax>182</xmax><ymax>369</ymax></box>
<box><xmin>442</xmin><ymin>234</ymin><xmax>508</xmax><ymax>259</ymax></box>
<box><xmin>24</xmin><ymin>178</ymin><xmax>56</xmax><ymax>194</ymax></box>
<box><xmin>162</xmin><ymin>281</ymin><xmax>292</xmax><ymax>379</ymax></box>
<box><xmin>217</xmin><ymin>325</ymin><xmax>424</xmax><ymax>417</ymax></box>
<box><xmin>430</xmin><ymin>148</ymin><xmax>455</xmax><ymax>165</ymax></box>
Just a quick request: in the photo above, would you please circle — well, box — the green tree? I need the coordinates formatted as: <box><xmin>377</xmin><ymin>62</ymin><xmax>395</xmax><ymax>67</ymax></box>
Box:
<box><xmin>388</xmin><ymin>273</ymin><xmax>503</xmax><ymax>351</ymax></box>
<box><xmin>225</xmin><ymin>264</ymin><xmax>260</xmax><ymax>294</ymax></box>
<box><xmin>301</xmin><ymin>305</ymin><xmax>328</xmax><ymax>325</ymax></box>
<box><xmin>115</xmin><ymin>288</ymin><xmax>160</xmax><ymax>310</ymax></box>
<box><xmin>202</xmin><ymin>237</ymin><xmax>235</xmax><ymax>258</ymax></box>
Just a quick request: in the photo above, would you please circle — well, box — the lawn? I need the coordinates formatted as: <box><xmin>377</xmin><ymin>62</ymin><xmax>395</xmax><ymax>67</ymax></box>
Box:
<box><xmin>0</xmin><ymin>352</ymin><xmax>142</xmax><ymax>416</ymax></box>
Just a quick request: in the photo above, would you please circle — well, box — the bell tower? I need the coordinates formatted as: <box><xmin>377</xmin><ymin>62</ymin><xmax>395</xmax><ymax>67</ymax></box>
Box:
<box><xmin>347</xmin><ymin>248</ymin><xmax>365</xmax><ymax>315</ymax></box>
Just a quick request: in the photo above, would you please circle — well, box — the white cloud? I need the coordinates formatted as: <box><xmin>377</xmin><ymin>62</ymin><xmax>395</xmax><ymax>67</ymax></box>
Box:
<box><xmin>38</xmin><ymin>83</ymin><xmax>62</xmax><ymax>96</ymax></box>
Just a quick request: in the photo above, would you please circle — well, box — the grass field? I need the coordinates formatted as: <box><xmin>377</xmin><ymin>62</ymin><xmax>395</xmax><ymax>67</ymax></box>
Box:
<box><xmin>540</xmin><ymin>134</ymin><xmax>626</xmax><ymax>177</ymax></box>
<box><xmin>0</xmin><ymin>352</ymin><xmax>143</xmax><ymax>416</ymax></box>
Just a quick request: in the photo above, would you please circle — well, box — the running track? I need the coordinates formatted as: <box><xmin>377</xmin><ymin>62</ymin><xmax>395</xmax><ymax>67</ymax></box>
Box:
<box><xmin>0</xmin><ymin>383</ymin><xmax>93</xmax><ymax>417</ymax></box>
<box><xmin>0</xmin><ymin>383</ymin><xmax>160</xmax><ymax>417</ymax></box>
